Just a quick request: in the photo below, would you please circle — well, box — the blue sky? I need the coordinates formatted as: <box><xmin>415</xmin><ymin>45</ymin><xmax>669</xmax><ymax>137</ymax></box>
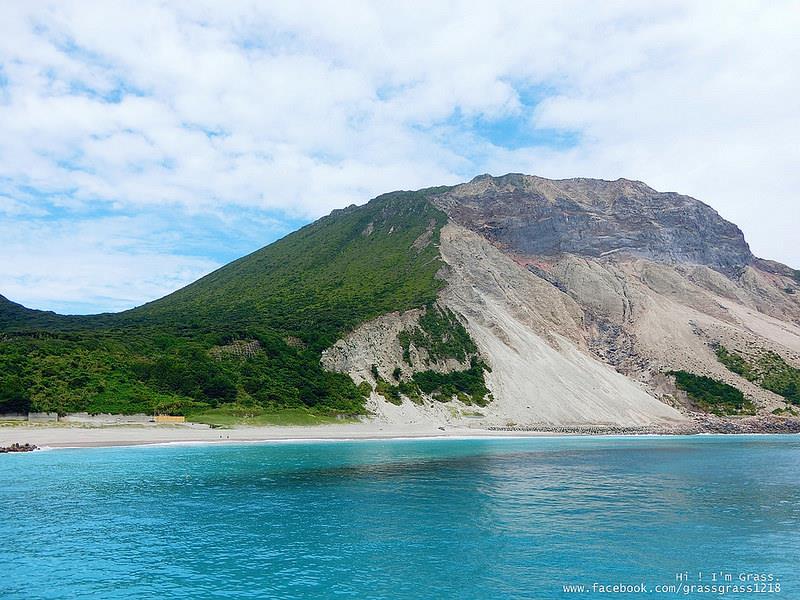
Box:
<box><xmin>1</xmin><ymin>2</ymin><xmax>799</xmax><ymax>314</ymax></box>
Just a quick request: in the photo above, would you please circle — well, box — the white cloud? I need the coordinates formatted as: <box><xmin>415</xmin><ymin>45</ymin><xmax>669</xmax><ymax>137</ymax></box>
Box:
<box><xmin>0</xmin><ymin>1</ymin><xmax>798</xmax><ymax>312</ymax></box>
<box><xmin>0</xmin><ymin>216</ymin><xmax>220</xmax><ymax>314</ymax></box>
<box><xmin>0</xmin><ymin>196</ymin><xmax>49</xmax><ymax>217</ymax></box>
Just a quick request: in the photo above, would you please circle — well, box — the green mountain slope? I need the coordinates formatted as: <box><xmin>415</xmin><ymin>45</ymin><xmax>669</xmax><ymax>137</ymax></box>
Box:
<box><xmin>119</xmin><ymin>189</ymin><xmax>449</xmax><ymax>347</ymax></box>
<box><xmin>0</xmin><ymin>295</ymin><xmax>73</xmax><ymax>330</ymax></box>
<box><xmin>0</xmin><ymin>188</ymin><xmax>459</xmax><ymax>416</ymax></box>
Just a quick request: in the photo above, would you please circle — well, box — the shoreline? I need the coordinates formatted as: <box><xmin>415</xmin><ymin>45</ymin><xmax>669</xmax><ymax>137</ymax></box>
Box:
<box><xmin>2</xmin><ymin>415</ymin><xmax>799</xmax><ymax>450</ymax></box>
<box><xmin>2</xmin><ymin>422</ymin><xmax>561</xmax><ymax>450</ymax></box>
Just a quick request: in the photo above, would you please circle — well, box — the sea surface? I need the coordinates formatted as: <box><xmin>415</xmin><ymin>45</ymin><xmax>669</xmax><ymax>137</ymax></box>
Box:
<box><xmin>2</xmin><ymin>435</ymin><xmax>799</xmax><ymax>599</ymax></box>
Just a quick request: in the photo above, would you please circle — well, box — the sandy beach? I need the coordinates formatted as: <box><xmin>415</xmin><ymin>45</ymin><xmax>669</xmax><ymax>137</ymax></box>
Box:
<box><xmin>3</xmin><ymin>414</ymin><xmax>798</xmax><ymax>450</ymax></box>
<box><xmin>0</xmin><ymin>421</ymin><xmax>549</xmax><ymax>449</ymax></box>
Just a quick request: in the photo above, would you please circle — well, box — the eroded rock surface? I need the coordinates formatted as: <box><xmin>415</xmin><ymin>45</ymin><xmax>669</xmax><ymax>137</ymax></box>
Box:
<box><xmin>433</xmin><ymin>174</ymin><xmax>755</xmax><ymax>276</ymax></box>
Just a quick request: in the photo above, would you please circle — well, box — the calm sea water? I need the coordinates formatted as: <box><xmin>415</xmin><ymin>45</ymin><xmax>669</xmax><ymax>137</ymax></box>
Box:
<box><xmin>2</xmin><ymin>435</ymin><xmax>799</xmax><ymax>599</ymax></box>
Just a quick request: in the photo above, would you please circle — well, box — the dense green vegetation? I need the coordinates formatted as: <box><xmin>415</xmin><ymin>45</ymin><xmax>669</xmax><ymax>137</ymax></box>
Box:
<box><xmin>669</xmin><ymin>370</ymin><xmax>755</xmax><ymax>416</ymax></box>
<box><xmin>398</xmin><ymin>303</ymin><xmax>478</xmax><ymax>363</ymax></box>
<box><xmin>118</xmin><ymin>189</ymin><xmax>451</xmax><ymax>348</ymax></box>
<box><xmin>716</xmin><ymin>345</ymin><xmax>800</xmax><ymax>405</ymax></box>
<box><xmin>0</xmin><ymin>188</ymin><xmax>490</xmax><ymax>417</ymax></box>
<box><xmin>374</xmin><ymin>377</ymin><xmax>423</xmax><ymax>405</ymax></box>
<box><xmin>372</xmin><ymin>357</ymin><xmax>490</xmax><ymax>406</ymax></box>
<box><xmin>0</xmin><ymin>329</ymin><xmax>369</xmax><ymax>416</ymax></box>
<box><xmin>413</xmin><ymin>358</ymin><xmax>491</xmax><ymax>406</ymax></box>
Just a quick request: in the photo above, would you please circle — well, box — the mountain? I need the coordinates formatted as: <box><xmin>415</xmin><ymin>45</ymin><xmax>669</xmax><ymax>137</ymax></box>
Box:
<box><xmin>2</xmin><ymin>174</ymin><xmax>799</xmax><ymax>428</ymax></box>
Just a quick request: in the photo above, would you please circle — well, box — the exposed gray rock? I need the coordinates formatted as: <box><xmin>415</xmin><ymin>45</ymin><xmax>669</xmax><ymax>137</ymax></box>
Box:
<box><xmin>433</xmin><ymin>173</ymin><xmax>755</xmax><ymax>276</ymax></box>
<box><xmin>0</xmin><ymin>443</ymin><xmax>38</xmax><ymax>453</ymax></box>
<box><xmin>320</xmin><ymin>306</ymin><xmax>471</xmax><ymax>386</ymax></box>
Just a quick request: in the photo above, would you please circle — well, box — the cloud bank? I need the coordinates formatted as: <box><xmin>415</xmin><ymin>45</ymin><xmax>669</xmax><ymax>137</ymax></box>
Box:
<box><xmin>1</xmin><ymin>1</ymin><xmax>798</xmax><ymax>313</ymax></box>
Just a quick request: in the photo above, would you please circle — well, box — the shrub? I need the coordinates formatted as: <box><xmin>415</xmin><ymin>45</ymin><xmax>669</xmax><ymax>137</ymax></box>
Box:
<box><xmin>375</xmin><ymin>378</ymin><xmax>403</xmax><ymax>405</ymax></box>
<box><xmin>669</xmin><ymin>370</ymin><xmax>755</xmax><ymax>415</ymax></box>
<box><xmin>715</xmin><ymin>346</ymin><xmax>751</xmax><ymax>378</ymax></box>
<box><xmin>398</xmin><ymin>304</ymin><xmax>477</xmax><ymax>364</ymax></box>
<box><xmin>716</xmin><ymin>345</ymin><xmax>800</xmax><ymax>405</ymax></box>
<box><xmin>413</xmin><ymin>359</ymin><xmax>491</xmax><ymax>406</ymax></box>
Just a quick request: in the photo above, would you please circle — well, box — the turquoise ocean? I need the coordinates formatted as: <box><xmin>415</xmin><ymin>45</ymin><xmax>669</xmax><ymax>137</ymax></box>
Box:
<box><xmin>2</xmin><ymin>435</ymin><xmax>798</xmax><ymax>599</ymax></box>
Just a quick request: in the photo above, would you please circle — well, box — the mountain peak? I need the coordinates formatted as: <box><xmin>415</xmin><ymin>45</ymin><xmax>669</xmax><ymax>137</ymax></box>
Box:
<box><xmin>435</xmin><ymin>173</ymin><xmax>752</xmax><ymax>275</ymax></box>
<box><xmin>462</xmin><ymin>172</ymin><xmax>656</xmax><ymax>197</ymax></box>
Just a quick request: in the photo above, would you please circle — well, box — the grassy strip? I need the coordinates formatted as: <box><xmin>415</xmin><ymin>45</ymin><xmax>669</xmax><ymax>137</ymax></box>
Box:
<box><xmin>669</xmin><ymin>370</ymin><xmax>755</xmax><ymax>415</ymax></box>
<box><xmin>186</xmin><ymin>405</ymin><xmax>356</xmax><ymax>428</ymax></box>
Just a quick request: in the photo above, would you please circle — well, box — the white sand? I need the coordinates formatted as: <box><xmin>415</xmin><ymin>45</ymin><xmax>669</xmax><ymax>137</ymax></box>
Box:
<box><xmin>0</xmin><ymin>421</ymin><xmax>556</xmax><ymax>449</ymax></box>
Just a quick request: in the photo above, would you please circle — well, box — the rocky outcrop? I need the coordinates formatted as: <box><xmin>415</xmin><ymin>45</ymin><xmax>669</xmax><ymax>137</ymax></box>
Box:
<box><xmin>321</xmin><ymin>308</ymin><xmax>428</xmax><ymax>384</ymax></box>
<box><xmin>0</xmin><ymin>443</ymin><xmax>38</xmax><ymax>453</ymax></box>
<box><xmin>433</xmin><ymin>173</ymin><xmax>755</xmax><ymax>276</ymax></box>
<box><xmin>435</xmin><ymin>175</ymin><xmax>800</xmax><ymax>409</ymax></box>
<box><xmin>487</xmin><ymin>415</ymin><xmax>800</xmax><ymax>435</ymax></box>
<box><xmin>320</xmin><ymin>305</ymin><xmax>479</xmax><ymax>385</ymax></box>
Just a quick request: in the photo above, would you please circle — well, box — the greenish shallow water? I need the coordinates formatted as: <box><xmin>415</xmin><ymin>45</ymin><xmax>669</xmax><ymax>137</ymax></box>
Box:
<box><xmin>1</xmin><ymin>435</ymin><xmax>799</xmax><ymax>599</ymax></box>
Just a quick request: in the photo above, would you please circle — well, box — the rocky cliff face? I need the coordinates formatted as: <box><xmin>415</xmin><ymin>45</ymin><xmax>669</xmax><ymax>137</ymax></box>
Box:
<box><xmin>433</xmin><ymin>174</ymin><xmax>755</xmax><ymax>276</ymax></box>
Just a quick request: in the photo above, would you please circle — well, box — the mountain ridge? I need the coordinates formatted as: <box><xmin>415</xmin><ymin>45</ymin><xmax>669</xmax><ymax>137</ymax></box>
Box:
<box><xmin>2</xmin><ymin>174</ymin><xmax>799</xmax><ymax>427</ymax></box>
